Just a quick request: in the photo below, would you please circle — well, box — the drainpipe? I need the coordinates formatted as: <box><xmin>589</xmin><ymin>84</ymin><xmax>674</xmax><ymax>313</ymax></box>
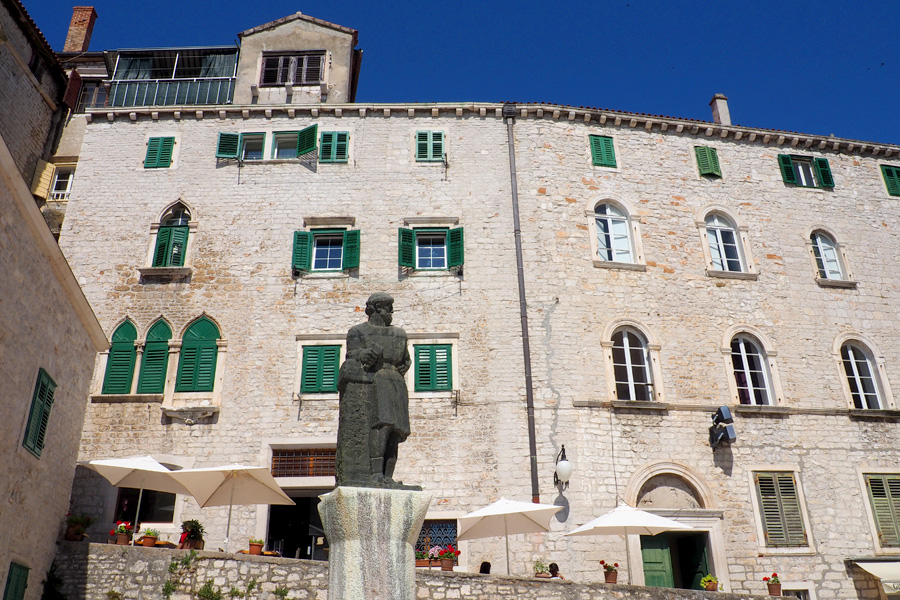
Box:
<box><xmin>503</xmin><ymin>102</ymin><xmax>541</xmax><ymax>503</ymax></box>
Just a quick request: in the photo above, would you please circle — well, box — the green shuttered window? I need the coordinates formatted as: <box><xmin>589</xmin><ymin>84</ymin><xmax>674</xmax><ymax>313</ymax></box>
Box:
<box><xmin>3</xmin><ymin>563</ymin><xmax>29</xmax><ymax>600</ymax></box>
<box><xmin>152</xmin><ymin>226</ymin><xmax>188</xmax><ymax>267</ymax></box>
<box><xmin>778</xmin><ymin>154</ymin><xmax>834</xmax><ymax>189</ymax></box>
<box><xmin>695</xmin><ymin>146</ymin><xmax>721</xmax><ymax>177</ymax></box>
<box><xmin>23</xmin><ymin>369</ymin><xmax>56</xmax><ymax>458</ymax></box>
<box><xmin>589</xmin><ymin>135</ymin><xmax>616</xmax><ymax>168</ymax></box>
<box><xmin>144</xmin><ymin>137</ymin><xmax>175</xmax><ymax>168</ymax></box>
<box><xmin>137</xmin><ymin>320</ymin><xmax>172</xmax><ymax>394</ymax></box>
<box><xmin>414</xmin><ymin>345</ymin><xmax>452</xmax><ymax>391</ymax></box>
<box><xmin>320</xmin><ymin>131</ymin><xmax>349</xmax><ymax>162</ymax></box>
<box><xmin>301</xmin><ymin>346</ymin><xmax>340</xmax><ymax>393</ymax></box>
<box><xmin>754</xmin><ymin>471</ymin><xmax>808</xmax><ymax>547</ymax></box>
<box><xmin>398</xmin><ymin>228</ymin><xmax>464</xmax><ymax>270</ymax></box>
<box><xmin>102</xmin><ymin>321</ymin><xmax>138</xmax><ymax>394</ymax></box>
<box><xmin>866</xmin><ymin>474</ymin><xmax>900</xmax><ymax>547</ymax></box>
<box><xmin>415</xmin><ymin>131</ymin><xmax>444</xmax><ymax>162</ymax></box>
<box><xmin>292</xmin><ymin>230</ymin><xmax>360</xmax><ymax>272</ymax></box>
<box><xmin>176</xmin><ymin>318</ymin><xmax>220</xmax><ymax>392</ymax></box>
<box><xmin>881</xmin><ymin>165</ymin><xmax>900</xmax><ymax>197</ymax></box>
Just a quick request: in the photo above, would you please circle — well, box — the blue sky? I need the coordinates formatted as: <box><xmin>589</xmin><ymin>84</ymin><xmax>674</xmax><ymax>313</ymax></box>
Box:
<box><xmin>27</xmin><ymin>1</ymin><xmax>899</xmax><ymax>144</ymax></box>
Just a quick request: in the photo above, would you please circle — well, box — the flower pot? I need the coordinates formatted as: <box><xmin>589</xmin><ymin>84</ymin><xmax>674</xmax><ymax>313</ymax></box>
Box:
<box><xmin>605</xmin><ymin>570</ymin><xmax>618</xmax><ymax>584</ymax></box>
<box><xmin>534</xmin><ymin>572</ymin><xmax>551</xmax><ymax>579</ymax></box>
<box><xmin>182</xmin><ymin>538</ymin><xmax>204</xmax><ymax>550</ymax></box>
<box><xmin>415</xmin><ymin>559</ymin><xmax>430</xmax><ymax>567</ymax></box>
<box><xmin>705</xmin><ymin>582</ymin><xmax>719</xmax><ymax>591</ymax></box>
<box><xmin>141</xmin><ymin>536</ymin><xmax>158</xmax><ymax>547</ymax></box>
<box><xmin>64</xmin><ymin>526</ymin><xmax>84</xmax><ymax>541</ymax></box>
<box><xmin>768</xmin><ymin>583</ymin><xmax>782</xmax><ymax>596</ymax></box>
<box><xmin>115</xmin><ymin>533</ymin><xmax>131</xmax><ymax>545</ymax></box>
<box><xmin>249</xmin><ymin>543</ymin><xmax>263</xmax><ymax>555</ymax></box>
<box><xmin>430</xmin><ymin>560</ymin><xmax>441</xmax><ymax>568</ymax></box>
<box><xmin>440</xmin><ymin>558</ymin><xmax>455</xmax><ymax>571</ymax></box>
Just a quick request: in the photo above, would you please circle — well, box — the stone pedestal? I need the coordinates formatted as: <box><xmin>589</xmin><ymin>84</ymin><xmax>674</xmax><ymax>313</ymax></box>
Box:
<box><xmin>319</xmin><ymin>486</ymin><xmax>432</xmax><ymax>600</ymax></box>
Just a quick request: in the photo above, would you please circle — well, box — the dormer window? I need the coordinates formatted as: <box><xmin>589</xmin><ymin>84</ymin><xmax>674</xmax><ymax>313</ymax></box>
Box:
<box><xmin>261</xmin><ymin>52</ymin><xmax>325</xmax><ymax>87</ymax></box>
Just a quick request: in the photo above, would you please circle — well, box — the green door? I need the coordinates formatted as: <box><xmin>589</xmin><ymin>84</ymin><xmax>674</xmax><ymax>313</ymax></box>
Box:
<box><xmin>641</xmin><ymin>535</ymin><xmax>674</xmax><ymax>587</ymax></box>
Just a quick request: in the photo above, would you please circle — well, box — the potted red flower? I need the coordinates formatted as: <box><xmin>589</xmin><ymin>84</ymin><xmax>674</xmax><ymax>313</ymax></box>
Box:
<box><xmin>110</xmin><ymin>521</ymin><xmax>133</xmax><ymax>545</ymax></box>
<box><xmin>763</xmin><ymin>573</ymin><xmax>781</xmax><ymax>596</ymax></box>
<box><xmin>436</xmin><ymin>544</ymin><xmax>460</xmax><ymax>571</ymax></box>
<box><xmin>601</xmin><ymin>560</ymin><xmax>619</xmax><ymax>584</ymax></box>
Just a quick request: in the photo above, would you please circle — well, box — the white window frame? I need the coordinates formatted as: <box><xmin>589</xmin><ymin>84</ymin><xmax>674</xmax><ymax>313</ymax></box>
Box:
<box><xmin>805</xmin><ymin>228</ymin><xmax>856</xmax><ymax>288</ymax></box>
<box><xmin>259</xmin><ymin>52</ymin><xmax>326</xmax><ymax>87</ymax></box>
<box><xmin>833</xmin><ymin>333</ymin><xmax>894</xmax><ymax>410</ymax></box>
<box><xmin>747</xmin><ymin>465</ymin><xmax>816</xmax><ymax>555</ymax></box>
<box><xmin>721</xmin><ymin>326</ymin><xmax>784</xmax><ymax>407</ymax></box>
<box><xmin>696</xmin><ymin>206</ymin><xmax>757</xmax><ymax>279</ymax></box>
<box><xmin>300</xmin><ymin>216</ymin><xmax>357</xmax><ymax>279</ymax></box>
<box><xmin>294</xmin><ymin>334</ymin><xmax>346</xmax><ymax>401</ymax></box>
<box><xmin>402</xmin><ymin>216</ymin><xmax>461</xmax><ymax>278</ymax></box>
<box><xmin>601</xmin><ymin>319</ymin><xmax>665</xmax><ymax>403</ymax></box>
<box><xmin>50</xmin><ymin>167</ymin><xmax>75</xmax><ymax>201</ymax></box>
<box><xmin>586</xmin><ymin>198</ymin><xmax>645</xmax><ymax>270</ymax></box>
<box><xmin>405</xmin><ymin>332</ymin><xmax>459</xmax><ymax>400</ymax></box>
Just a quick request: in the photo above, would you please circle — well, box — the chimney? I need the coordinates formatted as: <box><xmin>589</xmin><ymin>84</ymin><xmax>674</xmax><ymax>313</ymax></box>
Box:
<box><xmin>709</xmin><ymin>93</ymin><xmax>731</xmax><ymax>126</ymax></box>
<box><xmin>63</xmin><ymin>7</ymin><xmax>98</xmax><ymax>53</ymax></box>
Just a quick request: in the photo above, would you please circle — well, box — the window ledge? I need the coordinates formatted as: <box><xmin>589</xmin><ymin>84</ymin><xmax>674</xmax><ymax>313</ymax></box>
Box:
<box><xmin>849</xmin><ymin>409</ymin><xmax>900</xmax><ymax>420</ymax></box>
<box><xmin>609</xmin><ymin>400</ymin><xmax>669</xmax><ymax>411</ymax></box>
<box><xmin>162</xmin><ymin>406</ymin><xmax>219</xmax><ymax>425</ymax></box>
<box><xmin>816</xmin><ymin>278</ymin><xmax>858</xmax><ymax>289</ymax></box>
<box><xmin>732</xmin><ymin>405</ymin><xmax>791</xmax><ymax>416</ymax></box>
<box><xmin>411</xmin><ymin>390</ymin><xmax>458</xmax><ymax>400</ymax></box>
<box><xmin>706</xmin><ymin>269</ymin><xmax>759</xmax><ymax>281</ymax></box>
<box><xmin>592</xmin><ymin>260</ymin><xmax>646</xmax><ymax>271</ymax></box>
<box><xmin>91</xmin><ymin>393</ymin><xmax>164</xmax><ymax>404</ymax></box>
<box><xmin>758</xmin><ymin>547</ymin><xmax>816</xmax><ymax>556</ymax></box>
<box><xmin>294</xmin><ymin>270</ymin><xmax>351</xmax><ymax>279</ymax></box>
<box><xmin>138</xmin><ymin>267</ymin><xmax>192</xmax><ymax>280</ymax></box>
<box><xmin>296</xmin><ymin>393</ymin><xmax>339</xmax><ymax>401</ymax></box>
<box><xmin>405</xmin><ymin>269</ymin><xmax>462</xmax><ymax>279</ymax></box>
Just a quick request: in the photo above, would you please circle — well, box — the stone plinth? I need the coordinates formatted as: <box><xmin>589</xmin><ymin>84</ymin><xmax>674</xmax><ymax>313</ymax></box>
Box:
<box><xmin>319</xmin><ymin>486</ymin><xmax>432</xmax><ymax>600</ymax></box>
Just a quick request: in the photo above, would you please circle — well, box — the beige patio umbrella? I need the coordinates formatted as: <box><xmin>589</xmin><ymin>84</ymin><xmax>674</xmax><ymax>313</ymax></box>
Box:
<box><xmin>457</xmin><ymin>498</ymin><xmax>563</xmax><ymax>574</ymax></box>
<box><xmin>80</xmin><ymin>455</ymin><xmax>192</xmax><ymax>545</ymax></box>
<box><xmin>170</xmin><ymin>464</ymin><xmax>294</xmax><ymax>552</ymax></box>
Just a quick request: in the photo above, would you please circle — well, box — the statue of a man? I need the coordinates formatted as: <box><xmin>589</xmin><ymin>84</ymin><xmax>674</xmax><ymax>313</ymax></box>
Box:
<box><xmin>336</xmin><ymin>293</ymin><xmax>419</xmax><ymax>490</ymax></box>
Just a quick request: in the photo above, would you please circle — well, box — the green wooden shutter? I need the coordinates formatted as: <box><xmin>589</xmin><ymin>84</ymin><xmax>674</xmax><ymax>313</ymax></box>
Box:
<box><xmin>447</xmin><ymin>227</ymin><xmax>464</xmax><ymax>267</ymax></box>
<box><xmin>813</xmin><ymin>158</ymin><xmax>835</xmax><ymax>188</ymax></box>
<box><xmin>23</xmin><ymin>369</ymin><xmax>56</xmax><ymax>457</ymax></box>
<box><xmin>881</xmin><ymin>166</ymin><xmax>900</xmax><ymax>197</ymax></box>
<box><xmin>169</xmin><ymin>227</ymin><xmax>188</xmax><ymax>267</ymax></box>
<box><xmin>153</xmin><ymin>227</ymin><xmax>173</xmax><ymax>267</ymax></box>
<box><xmin>319</xmin><ymin>131</ymin><xmax>335</xmax><ymax>161</ymax></box>
<box><xmin>334</xmin><ymin>132</ymin><xmax>349</xmax><ymax>161</ymax></box>
<box><xmin>195</xmin><ymin>345</ymin><xmax>218</xmax><ymax>391</ymax></box>
<box><xmin>102</xmin><ymin>342</ymin><xmax>136</xmax><ymax>394</ymax></box>
<box><xmin>144</xmin><ymin>137</ymin><xmax>161</xmax><ymax>168</ymax></box>
<box><xmin>416</xmin><ymin>131</ymin><xmax>431</xmax><ymax>161</ymax></box>
<box><xmin>3</xmin><ymin>563</ymin><xmax>29</xmax><ymax>600</ymax></box>
<box><xmin>301</xmin><ymin>347</ymin><xmax>322</xmax><ymax>392</ymax></box>
<box><xmin>695</xmin><ymin>146</ymin><xmax>721</xmax><ymax>177</ymax></box>
<box><xmin>320</xmin><ymin>346</ymin><xmax>339</xmax><ymax>392</ymax></box>
<box><xmin>778</xmin><ymin>154</ymin><xmax>797</xmax><ymax>184</ymax></box>
<box><xmin>301</xmin><ymin>346</ymin><xmax>340</xmax><ymax>393</ymax></box>
<box><xmin>755</xmin><ymin>472</ymin><xmax>808</xmax><ymax>547</ymax></box>
<box><xmin>342</xmin><ymin>229</ymin><xmax>360</xmax><ymax>269</ymax></box>
<box><xmin>867</xmin><ymin>475</ymin><xmax>900</xmax><ymax>547</ymax></box>
<box><xmin>157</xmin><ymin>137</ymin><xmax>175</xmax><ymax>168</ymax></box>
<box><xmin>398</xmin><ymin>228</ymin><xmax>415</xmax><ymax>267</ymax></box>
<box><xmin>590</xmin><ymin>135</ymin><xmax>616</xmax><ymax>167</ymax></box>
<box><xmin>216</xmin><ymin>132</ymin><xmax>240</xmax><ymax>158</ymax></box>
<box><xmin>292</xmin><ymin>231</ymin><xmax>312</xmax><ymax>271</ymax></box>
<box><xmin>414</xmin><ymin>346</ymin><xmax>434</xmax><ymax>391</ymax></box>
<box><xmin>432</xmin><ymin>345</ymin><xmax>452</xmax><ymax>390</ymax></box>
<box><xmin>431</xmin><ymin>131</ymin><xmax>444</xmax><ymax>160</ymax></box>
<box><xmin>137</xmin><ymin>341</ymin><xmax>169</xmax><ymax>394</ymax></box>
<box><xmin>297</xmin><ymin>124</ymin><xmax>318</xmax><ymax>156</ymax></box>
<box><xmin>175</xmin><ymin>346</ymin><xmax>198</xmax><ymax>391</ymax></box>
<box><xmin>414</xmin><ymin>345</ymin><xmax>452</xmax><ymax>391</ymax></box>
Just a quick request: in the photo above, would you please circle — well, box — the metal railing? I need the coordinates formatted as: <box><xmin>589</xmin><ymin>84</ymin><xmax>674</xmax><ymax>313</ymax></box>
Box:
<box><xmin>108</xmin><ymin>77</ymin><xmax>235</xmax><ymax>107</ymax></box>
<box><xmin>49</xmin><ymin>191</ymin><xmax>70</xmax><ymax>201</ymax></box>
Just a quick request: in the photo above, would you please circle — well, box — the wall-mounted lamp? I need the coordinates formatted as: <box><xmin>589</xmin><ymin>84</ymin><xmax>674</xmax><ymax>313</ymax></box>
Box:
<box><xmin>554</xmin><ymin>445</ymin><xmax>572</xmax><ymax>493</ymax></box>
<box><xmin>709</xmin><ymin>406</ymin><xmax>736</xmax><ymax>448</ymax></box>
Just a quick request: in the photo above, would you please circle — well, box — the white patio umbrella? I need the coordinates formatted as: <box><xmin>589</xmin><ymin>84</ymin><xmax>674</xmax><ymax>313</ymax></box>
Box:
<box><xmin>457</xmin><ymin>498</ymin><xmax>563</xmax><ymax>574</ymax></box>
<box><xmin>80</xmin><ymin>455</ymin><xmax>192</xmax><ymax>545</ymax></box>
<box><xmin>170</xmin><ymin>464</ymin><xmax>294</xmax><ymax>552</ymax></box>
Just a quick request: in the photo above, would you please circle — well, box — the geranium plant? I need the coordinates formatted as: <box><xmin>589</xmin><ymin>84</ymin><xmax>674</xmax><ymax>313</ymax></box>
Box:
<box><xmin>763</xmin><ymin>573</ymin><xmax>780</xmax><ymax>584</ymax></box>
<box><xmin>415</xmin><ymin>549</ymin><xmax>429</xmax><ymax>560</ymax></box>
<box><xmin>436</xmin><ymin>544</ymin><xmax>461</xmax><ymax>561</ymax></box>
<box><xmin>427</xmin><ymin>546</ymin><xmax>442</xmax><ymax>560</ymax></box>
<box><xmin>600</xmin><ymin>560</ymin><xmax>619</xmax><ymax>572</ymax></box>
<box><xmin>66</xmin><ymin>513</ymin><xmax>94</xmax><ymax>532</ymax></box>
<box><xmin>110</xmin><ymin>521</ymin><xmax>133</xmax><ymax>535</ymax></box>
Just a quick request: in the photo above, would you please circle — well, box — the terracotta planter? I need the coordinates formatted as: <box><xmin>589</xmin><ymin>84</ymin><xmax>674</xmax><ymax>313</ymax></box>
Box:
<box><xmin>415</xmin><ymin>559</ymin><xmax>430</xmax><ymax>567</ymax></box>
<box><xmin>440</xmin><ymin>558</ymin><xmax>455</xmax><ymax>571</ymax></box>
<box><xmin>705</xmin><ymin>582</ymin><xmax>719</xmax><ymax>591</ymax></box>
<box><xmin>249</xmin><ymin>543</ymin><xmax>263</xmax><ymax>555</ymax></box>
<box><xmin>64</xmin><ymin>526</ymin><xmax>84</xmax><ymax>541</ymax></box>
<box><xmin>534</xmin><ymin>572</ymin><xmax>551</xmax><ymax>579</ymax></box>
<box><xmin>182</xmin><ymin>538</ymin><xmax>204</xmax><ymax>550</ymax></box>
<box><xmin>768</xmin><ymin>583</ymin><xmax>782</xmax><ymax>596</ymax></box>
<box><xmin>430</xmin><ymin>560</ymin><xmax>441</xmax><ymax>568</ymax></box>
<box><xmin>604</xmin><ymin>570</ymin><xmax>618</xmax><ymax>584</ymax></box>
<box><xmin>141</xmin><ymin>536</ymin><xmax>158</xmax><ymax>547</ymax></box>
<box><xmin>115</xmin><ymin>533</ymin><xmax>131</xmax><ymax>545</ymax></box>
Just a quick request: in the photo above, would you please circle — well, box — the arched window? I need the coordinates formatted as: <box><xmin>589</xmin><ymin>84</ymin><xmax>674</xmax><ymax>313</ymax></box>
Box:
<box><xmin>730</xmin><ymin>334</ymin><xmax>773</xmax><ymax>405</ymax></box>
<box><xmin>153</xmin><ymin>204</ymin><xmax>190</xmax><ymax>267</ymax></box>
<box><xmin>595</xmin><ymin>204</ymin><xmax>633</xmax><ymax>263</ymax></box>
<box><xmin>611</xmin><ymin>327</ymin><xmax>653</xmax><ymax>401</ymax></box>
<box><xmin>841</xmin><ymin>342</ymin><xmax>883</xmax><ymax>409</ymax></box>
<box><xmin>810</xmin><ymin>231</ymin><xmax>845</xmax><ymax>280</ymax></box>
<box><xmin>706</xmin><ymin>213</ymin><xmax>744</xmax><ymax>272</ymax></box>
<box><xmin>176</xmin><ymin>317</ymin><xmax>220</xmax><ymax>392</ymax></box>
<box><xmin>137</xmin><ymin>320</ymin><xmax>172</xmax><ymax>394</ymax></box>
<box><xmin>102</xmin><ymin>321</ymin><xmax>137</xmax><ymax>394</ymax></box>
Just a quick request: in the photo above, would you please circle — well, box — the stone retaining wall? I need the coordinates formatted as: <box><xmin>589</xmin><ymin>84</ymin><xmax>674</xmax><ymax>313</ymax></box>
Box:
<box><xmin>54</xmin><ymin>543</ymin><xmax>765</xmax><ymax>600</ymax></box>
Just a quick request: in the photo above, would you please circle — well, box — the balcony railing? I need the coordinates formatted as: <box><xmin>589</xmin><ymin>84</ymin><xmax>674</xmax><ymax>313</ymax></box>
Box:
<box><xmin>49</xmin><ymin>191</ymin><xmax>70</xmax><ymax>201</ymax></box>
<box><xmin>107</xmin><ymin>77</ymin><xmax>235</xmax><ymax>108</ymax></box>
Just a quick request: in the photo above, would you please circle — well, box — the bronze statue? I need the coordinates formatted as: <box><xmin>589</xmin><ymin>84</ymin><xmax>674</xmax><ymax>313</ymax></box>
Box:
<box><xmin>336</xmin><ymin>293</ymin><xmax>420</xmax><ymax>490</ymax></box>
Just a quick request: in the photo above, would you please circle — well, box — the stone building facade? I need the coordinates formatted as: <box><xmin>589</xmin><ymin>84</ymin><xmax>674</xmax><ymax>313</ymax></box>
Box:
<box><xmin>49</xmin><ymin>9</ymin><xmax>900</xmax><ymax>600</ymax></box>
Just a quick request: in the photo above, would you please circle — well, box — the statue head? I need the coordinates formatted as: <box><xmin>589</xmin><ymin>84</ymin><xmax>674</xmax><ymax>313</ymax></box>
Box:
<box><xmin>365</xmin><ymin>292</ymin><xmax>394</xmax><ymax>326</ymax></box>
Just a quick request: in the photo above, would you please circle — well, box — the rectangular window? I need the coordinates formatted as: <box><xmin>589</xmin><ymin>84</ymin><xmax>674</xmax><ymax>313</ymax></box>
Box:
<box><xmin>23</xmin><ymin>368</ymin><xmax>56</xmax><ymax>458</ymax></box>
<box><xmin>320</xmin><ymin>131</ymin><xmax>349</xmax><ymax>163</ymax></box>
<box><xmin>240</xmin><ymin>133</ymin><xmax>265</xmax><ymax>161</ymax></box>
<box><xmin>271</xmin><ymin>448</ymin><xmax>336</xmax><ymax>477</ymax></box>
<box><xmin>75</xmin><ymin>81</ymin><xmax>108</xmax><ymax>113</ymax></box>
<box><xmin>270</xmin><ymin>125</ymin><xmax>319</xmax><ymax>159</ymax></box>
<box><xmin>778</xmin><ymin>155</ymin><xmax>835</xmax><ymax>189</ymax></box>
<box><xmin>589</xmin><ymin>135</ymin><xmax>617</xmax><ymax>168</ymax></box>
<box><xmin>415</xmin><ymin>131</ymin><xmax>445</xmax><ymax>162</ymax></box>
<box><xmin>260</xmin><ymin>53</ymin><xmax>325</xmax><ymax>87</ymax></box>
<box><xmin>3</xmin><ymin>563</ymin><xmax>29</xmax><ymax>600</ymax></box>
<box><xmin>144</xmin><ymin>137</ymin><xmax>175</xmax><ymax>169</ymax></box>
<box><xmin>152</xmin><ymin>226</ymin><xmax>188</xmax><ymax>267</ymax></box>
<box><xmin>398</xmin><ymin>228</ymin><xmax>464</xmax><ymax>271</ymax></box>
<box><xmin>754</xmin><ymin>471</ymin><xmax>808</xmax><ymax>547</ymax></box>
<box><xmin>695</xmin><ymin>146</ymin><xmax>721</xmax><ymax>177</ymax></box>
<box><xmin>50</xmin><ymin>168</ymin><xmax>75</xmax><ymax>201</ymax></box>
<box><xmin>865</xmin><ymin>474</ymin><xmax>900</xmax><ymax>547</ymax></box>
<box><xmin>414</xmin><ymin>344</ymin><xmax>452</xmax><ymax>391</ymax></box>
<box><xmin>416</xmin><ymin>519</ymin><xmax>457</xmax><ymax>554</ymax></box>
<box><xmin>115</xmin><ymin>488</ymin><xmax>175</xmax><ymax>523</ymax></box>
<box><xmin>881</xmin><ymin>165</ymin><xmax>900</xmax><ymax>197</ymax></box>
<box><xmin>292</xmin><ymin>229</ymin><xmax>360</xmax><ymax>272</ymax></box>
<box><xmin>301</xmin><ymin>346</ymin><xmax>340</xmax><ymax>393</ymax></box>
